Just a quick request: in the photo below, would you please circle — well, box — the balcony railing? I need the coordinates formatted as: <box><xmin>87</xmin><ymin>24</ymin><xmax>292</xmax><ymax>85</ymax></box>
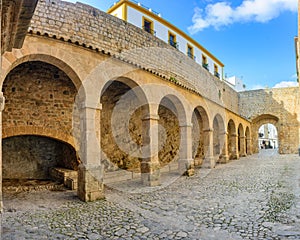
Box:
<box><xmin>202</xmin><ymin>63</ymin><xmax>209</xmax><ymax>71</ymax></box>
<box><xmin>214</xmin><ymin>71</ymin><xmax>220</xmax><ymax>78</ymax></box>
<box><xmin>169</xmin><ymin>40</ymin><xmax>178</xmax><ymax>49</ymax></box>
<box><xmin>142</xmin><ymin>26</ymin><xmax>156</xmax><ymax>36</ymax></box>
<box><xmin>187</xmin><ymin>52</ymin><xmax>196</xmax><ymax>60</ymax></box>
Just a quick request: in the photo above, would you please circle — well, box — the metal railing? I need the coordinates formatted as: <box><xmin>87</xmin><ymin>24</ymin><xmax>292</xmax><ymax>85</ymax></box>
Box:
<box><xmin>142</xmin><ymin>26</ymin><xmax>156</xmax><ymax>36</ymax></box>
<box><xmin>202</xmin><ymin>63</ymin><xmax>209</xmax><ymax>71</ymax></box>
<box><xmin>214</xmin><ymin>71</ymin><xmax>220</xmax><ymax>78</ymax></box>
<box><xmin>169</xmin><ymin>40</ymin><xmax>178</xmax><ymax>49</ymax></box>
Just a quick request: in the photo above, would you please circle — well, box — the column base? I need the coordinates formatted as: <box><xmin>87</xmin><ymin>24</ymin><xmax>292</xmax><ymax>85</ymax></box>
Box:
<box><xmin>77</xmin><ymin>164</ymin><xmax>104</xmax><ymax>202</ymax></box>
<box><xmin>194</xmin><ymin>157</ymin><xmax>203</xmax><ymax>167</ymax></box>
<box><xmin>230</xmin><ymin>153</ymin><xmax>239</xmax><ymax>160</ymax></box>
<box><xmin>219</xmin><ymin>155</ymin><xmax>229</xmax><ymax>164</ymax></box>
<box><xmin>178</xmin><ymin>159</ymin><xmax>194</xmax><ymax>176</ymax></box>
<box><xmin>202</xmin><ymin>156</ymin><xmax>216</xmax><ymax>169</ymax></box>
<box><xmin>141</xmin><ymin>162</ymin><xmax>160</xmax><ymax>187</ymax></box>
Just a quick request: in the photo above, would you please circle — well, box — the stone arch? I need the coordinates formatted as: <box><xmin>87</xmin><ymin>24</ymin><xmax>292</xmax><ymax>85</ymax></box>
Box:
<box><xmin>213</xmin><ymin>114</ymin><xmax>226</xmax><ymax>162</ymax></box>
<box><xmin>156</xmin><ymin>93</ymin><xmax>192</xmax><ymax>175</ymax></box>
<box><xmin>252</xmin><ymin>114</ymin><xmax>279</xmax><ymax>154</ymax></box>
<box><xmin>100</xmin><ymin>77</ymin><xmax>149</xmax><ymax>172</ymax></box>
<box><xmin>2</xmin><ymin>60</ymin><xmax>78</xmax><ymax>148</ymax></box>
<box><xmin>238</xmin><ymin>123</ymin><xmax>246</xmax><ymax>157</ymax></box>
<box><xmin>157</xmin><ymin>95</ymin><xmax>181</xmax><ymax>167</ymax></box>
<box><xmin>157</xmin><ymin>94</ymin><xmax>188</xmax><ymax>127</ymax></box>
<box><xmin>1</xmin><ymin>52</ymin><xmax>83</xmax><ymax>91</ymax></box>
<box><xmin>227</xmin><ymin>119</ymin><xmax>238</xmax><ymax>159</ymax></box>
<box><xmin>3</xmin><ymin>134</ymin><xmax>79</xmax><ymax>180</ymax></box>
<box><xmin>2</xmin><ymin>126</ymin><xmax>75</xmax><ymax>149</ymax></box>
<box><xmin>192</xmin><ymin>106</ymin><xmax>210</xmax><ymax>167</ymax></box>
<box><xmin>245</xmin><ymin>126</ymin><xmax>251</xmax><ymax>155</ymax></box>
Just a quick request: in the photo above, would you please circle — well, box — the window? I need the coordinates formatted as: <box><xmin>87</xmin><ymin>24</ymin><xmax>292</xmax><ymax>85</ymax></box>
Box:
<box><xmin>187</xmin><ymin>44</ymin><xmax>195</xmax><ymax>60</ymax></box>
<box><xmin>202</xmin><ymin>55</ymin><xmax>208</xmax><ymax>70</ymax></box>
<box><xmin>143</xmin><ymin>17</ymin><xmax>155</xmax><ymax>35</ymax></box>
<box><xmin>214</xmin><ymin>64</ymin><xmax>220</xmax><ymax>78</ymax></box>
<box><xmin>168</xmin><ymin>32</ymin><xmax>178</xmax><ymax>49</ymax></box>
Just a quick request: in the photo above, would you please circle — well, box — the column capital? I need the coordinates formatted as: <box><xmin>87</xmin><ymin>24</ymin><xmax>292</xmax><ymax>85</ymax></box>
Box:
<box><xmin>80</xmin><ymin>101</ymin><xmax>102</xmax><ymax>110</ymax></box>
<box><xmin>142</xmin><ymin>114</ymin><xmax>159</xmax><ymax>121</ymax></box>
<box><xmin>203</xmin><ymin>128</ymin><xmax>214</xmax><ymax>133</ymax></box>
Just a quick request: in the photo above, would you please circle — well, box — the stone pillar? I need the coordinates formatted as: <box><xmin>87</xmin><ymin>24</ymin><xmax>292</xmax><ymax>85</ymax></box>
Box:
<box><xmin>220</xmin><ymin>131</ymin><xmax>229</xmax><ymax>163</ymax></box>
<box><xmin>0</xmin><ymin>93</ymin><xmax>4</xmax><ymax>212</ymax></box>
<box><xmin>203</xmin><ymin>128</ymin><xmax>216</xmax><ymax>169</ymax></box>
<box><xmin>246</xmin><ymin>137</ymin><xmax>252</xmax><ymax>155</ymax></box>
<box><xmin>178</xmin><ymin>124</ymin><xmax>194</xmax><ymax>176</ymax></box>
<box><xmin>239</xmin><ymin>135</ymin><xmax>247</xmax><ymax>157</ymax></box>
<box><xmin>77</xmin><ymin>102</ymin><xmax>104</xmax><ymax>202</ymax></box>
<box><xmin>141</xmin><ymin>113</ymin><xmax>160</xmax><ymax>187</ymax></box>
<box><xmin>230</xmin><ymin>133</ymin><xmax>239</xmax><ymax>159</ymax></box>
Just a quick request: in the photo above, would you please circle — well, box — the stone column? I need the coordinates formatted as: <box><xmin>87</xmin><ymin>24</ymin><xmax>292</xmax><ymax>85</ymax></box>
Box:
<box><xmin>141</xmin><ymin>113</ymin><xmax>160</xmax><ymax>187</ymax></box>
<box><xmin>178</xmin><ymin>124</ymin><xmax>194</xmax><ymax>176</ymax></box>
<box><xmin>246</xmin><ymin>137</ymin><xmax>252</xmax><ymax>155</ymax></box>
<box><xmin>239</xmin><ymin>135</ymin><xmax>247</xmax><ymax>157</ymax></box>
<box><xmin>77</xmin><ymin>102</ymin><xmax>104</xmax><ymax>202</ymax></box>
<box><xmin>220</xmin><ymin>131</ymin><xmax>229</xmax><ymax>163</ymax></box>
<box><xmin>230</xmin><ymin>133</ymin><xmax>239</xmax><ymax>159</ymax></box>
<box><xmin>0</xmin><ymin>93</ymin><xmax>4</xmax><ymax>212</ymax></box>
<box><xmin>203</xmin><ymin>128</ymin><xmax>216</xmax><ymax>169</ymax></box>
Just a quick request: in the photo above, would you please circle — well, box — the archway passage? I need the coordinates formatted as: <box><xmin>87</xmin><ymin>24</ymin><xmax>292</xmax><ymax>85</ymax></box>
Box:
<box><xmin>213</xmin><ymin>114</ymin><xmax>225</xmax><ymax>163</ymax></box>
<box><xmin>158</xmin><ymin>97</ymin><xmax>180</xmax><ymax>168</ymax></box>
<box><xmin>192</xmin><ymin>107</ymin><xmax>209</xmax><ymax>167</ymax></box>
<box><xmin>100</xmin><ymin>79</ymin><xmax>147</xmax><ymax>173</ymax></box>
<box><xmin>238</xmin><ymin>124</ymin><xmax>246</xmax><ymax>157</ymax></box>
<box><xmin>252</xmin><ymin>114</ymin><xmax>279</xmax><ymax>154</ymax></box>
<box><xmin>258</xmin><ymin>123</ymin><xmax>278</xmax><ymax>151</ymax></box>
<box><xmin>227</xmin><ymin>119</ymin><xmax>238</xmax><ymax>159</ymax></box>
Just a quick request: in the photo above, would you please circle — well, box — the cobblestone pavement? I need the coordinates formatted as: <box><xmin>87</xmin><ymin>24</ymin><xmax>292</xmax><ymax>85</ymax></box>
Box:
<box><xmin>2</xmin><ymin>150</ymin><xmax>300</xmax><ymax>239</ymax></box>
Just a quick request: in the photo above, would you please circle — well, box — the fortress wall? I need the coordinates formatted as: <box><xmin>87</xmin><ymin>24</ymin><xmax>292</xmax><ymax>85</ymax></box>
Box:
<box><xmin>239</xmin><ymin>87</ymin><xmax>300</xmax><ymax>153</ymax></box>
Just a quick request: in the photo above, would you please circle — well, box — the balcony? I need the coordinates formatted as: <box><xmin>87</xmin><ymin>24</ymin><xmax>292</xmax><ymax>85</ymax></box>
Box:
<box><xmin>214</xmin><ymin>71</ymin><xmax>220</xmax><ymax>79</ymax></box>
<box><xmin>142</xmin><ymin>26</ymin><xmax>156</xmax><ymax>36</ymax></box>
<box><xmin>202</xmin><ymin>63</ymin><xmax>209</xmax><ymax>71</ymax></box>
<box><xmin>169</xmin><ymin>40</ymin><xmax>178</xmax><ymax>49</ymax></box>
<box><xmin>187</xmin><ymin>52</ymin><xmax>196</xmax><ymax>60</ymax></box>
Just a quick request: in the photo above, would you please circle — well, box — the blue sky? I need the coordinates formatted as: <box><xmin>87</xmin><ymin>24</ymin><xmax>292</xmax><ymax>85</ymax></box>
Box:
<box><xmin>64</xmin><ymin>0</ymin><xmax>298</xmax><ymax>90</ymax></box>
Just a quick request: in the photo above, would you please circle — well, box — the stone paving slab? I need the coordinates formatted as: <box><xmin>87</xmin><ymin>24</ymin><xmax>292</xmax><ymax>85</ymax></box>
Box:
<box><xmin>1</xmin><ymin>150</ymin><xmax>300</xmax><ymax>239</ymax></box>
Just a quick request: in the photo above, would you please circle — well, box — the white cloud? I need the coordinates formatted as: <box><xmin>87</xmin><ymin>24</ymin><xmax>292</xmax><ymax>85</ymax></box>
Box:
<box><xmin>273</xmin><ymin>81</ymin><xmax>298</xmax><ymax>88</ymax></box>
<box><xmin>188</xmin><ymin>0</ymin><xmax>298</xmax><ymax>33</ymax></box>
<box><xmin>250</xmin><ymin>84</ymin><xmax>267</xmax><ymax>90</ymax></box>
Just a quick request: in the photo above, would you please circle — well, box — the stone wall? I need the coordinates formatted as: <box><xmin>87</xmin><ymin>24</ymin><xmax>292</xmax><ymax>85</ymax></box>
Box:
<box><xmin>2</xmin><ymin>61</ymin><xmax>77</xmax><ymax>140</ymax></box>
<box><xmin>158</xmin><ymin>104</ymin><xmax>180</xmax><ymax>167</ymax></box>
<box><xmin>29</xmin><ymin>0</ymin><xmax>239</xmax><ymax>114</ymax></box>
<box><xmin>3</xmin><ymin>135</ymin><xmax>78</xmax><ymax>179</ymax></box>
<box><xmin>239</xmin><ymin>87</ymin><xmax>300</xmax><ymax>154</ymax></box>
